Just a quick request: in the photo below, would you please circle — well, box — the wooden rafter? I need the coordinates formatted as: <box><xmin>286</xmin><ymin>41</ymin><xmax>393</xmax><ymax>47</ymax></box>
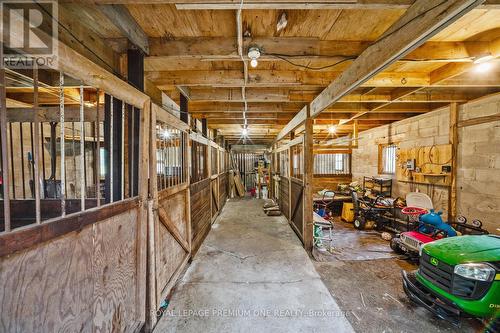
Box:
<box><xmin>98</xmin><ymin>4</ymin><xmax>150</xmax><ymax>54</ymax></box>
<box><xmin>309</xmin><ymin>0</ymin><xmax>485</xmax><ymax>118</ymax></box>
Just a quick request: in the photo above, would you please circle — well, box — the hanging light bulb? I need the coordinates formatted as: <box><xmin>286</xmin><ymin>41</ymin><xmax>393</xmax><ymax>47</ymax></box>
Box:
<box><xmin>328</xmin><ymin>125</ymin><xmax>337</xmax><ymax>134</ymax></box>
<box><xmin>161</xmin><ymin>128</ymin><xmax>170</xmax><ymax>139</ymax></box>
<box><xmin>248</xmin><ymin>46</ymin><xmax>261</xmax><ymax>69</ymax></box>
<box><xmin>242</xmin><ymin>127</ymin><xmax>248</xmax><ymax>136</ymax></box>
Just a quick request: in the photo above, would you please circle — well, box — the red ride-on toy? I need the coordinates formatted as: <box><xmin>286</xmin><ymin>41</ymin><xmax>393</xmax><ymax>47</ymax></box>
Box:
<box><xmin>390</xmin><ymin>207</ymin><xmax>489</xmax><ymax>260</ymax></box>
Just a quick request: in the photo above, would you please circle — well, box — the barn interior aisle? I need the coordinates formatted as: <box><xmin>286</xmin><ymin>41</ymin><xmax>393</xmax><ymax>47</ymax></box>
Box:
<box><xmin>152</xmin><ymin>198</ymin><xmax>354</xmax><ymax>333</ymax></box>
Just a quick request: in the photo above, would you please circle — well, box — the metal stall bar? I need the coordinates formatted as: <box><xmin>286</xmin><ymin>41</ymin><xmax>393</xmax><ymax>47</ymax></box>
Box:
<box><xmin>110</xmin><ymin>96</ymin><xmax>114</xmax><ymax>203</ymax></box>
<box><xmin>121</xmin><ymin>102</ymin><xmax>125</xmax><ymax>200</ymax></box>
<box><xmin>20</xmin><ymin>123</ymin><xmax>26</xmax><ymax>199</ymax></box>
<box><xmin>9</xmin><ymin>123</ymin><xmax>14</xmax><ymax>199</ymax></box>
<box><xmin>60</xmin><ymin>72</ymin><xmax>66</xmax><ymax>216</ymax></box>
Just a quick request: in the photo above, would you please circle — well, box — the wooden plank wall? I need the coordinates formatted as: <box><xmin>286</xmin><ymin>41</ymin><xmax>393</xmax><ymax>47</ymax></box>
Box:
<box><xmin>279</xmin><ymin>177</ymin><xmax>290</xmax><ymax>219</ymax></box>
<box><xmin>312</xmin><ymin>175</ymin><xmax>352</xmax><ymax>193</ymax></box>
<box><xmin>290</xmin><ymin>179</ymin><xmax>304</xmax><ymax>242</ymax></box>
<box><xmin>211</xmin><ymin>179</ymin><xmax>218</xmax><ymax>218</ymax></box>
<box><xmin>154</xmin><ymin>188</ymin><xmax>190</xmax><ymax>310</ymax></box>
<box><xmin>0</xmin><ymin>208</ymin><xmax>142</xmax><ymax>333</ymax></box>
<box><xmin>219</xmin><ymin>172</ymin><xmax>228</xmax><ymax>208</ymax></box>
<box><xmin>190</xmin><ymin>178</ymin><xmax>211</xmax><ymax>254</ymax></box>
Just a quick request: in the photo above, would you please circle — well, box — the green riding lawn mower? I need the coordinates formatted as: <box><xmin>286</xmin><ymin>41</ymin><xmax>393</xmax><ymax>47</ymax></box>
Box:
<box><xmin>402</xmin><ymin>234</ymin><xmax>500</xmax><ymax>332</ymax></box>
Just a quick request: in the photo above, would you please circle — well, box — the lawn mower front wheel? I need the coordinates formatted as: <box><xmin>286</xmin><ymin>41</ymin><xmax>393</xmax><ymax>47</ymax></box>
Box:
<box><xmin>390</xmin><ymin>237</ymin><xmax>404</xmax><ymax>254</ymax></box>
<box><xmin>354</xmin><ymin>217</ymin><xmax>366</xmax><ymax>230</ymax></box>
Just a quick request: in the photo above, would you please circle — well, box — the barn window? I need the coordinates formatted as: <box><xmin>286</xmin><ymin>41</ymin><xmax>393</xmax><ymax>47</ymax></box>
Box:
<box><xmin>314</xmin><ymin>153</ymin><xmax>350</xmax><ymax>175</ymax></box>
<box><xmin>380</xmin><ymin>144</ymin><xmax>397</xmax><ymax>175</ymax></box>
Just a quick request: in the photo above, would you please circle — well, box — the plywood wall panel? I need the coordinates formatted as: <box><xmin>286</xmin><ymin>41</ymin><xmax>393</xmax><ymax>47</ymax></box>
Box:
<box><xmin>92</xmin><ymin>209</ymin><xmax>139</xmax><ymax>333</ymax></box>
<box><xmin>155</xmin><ymin>222</ymin><xmax>186</xmax><ymax>305</ymax></box>
<box><xmin>0</xmin><ymin>209</ymin><xmax>141</xmax><ymax>333</ymax></box>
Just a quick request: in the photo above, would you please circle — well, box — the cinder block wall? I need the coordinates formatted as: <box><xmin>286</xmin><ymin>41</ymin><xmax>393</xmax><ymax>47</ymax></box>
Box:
<box><xmin>457</xmin><ymin>95</ymin><xmax>500</xmax><ymax>233</ymax></box>
<box><xmin>351</xmin><ymin>93</ymin><xmax>500</xmax><ymax>233</ymax></box>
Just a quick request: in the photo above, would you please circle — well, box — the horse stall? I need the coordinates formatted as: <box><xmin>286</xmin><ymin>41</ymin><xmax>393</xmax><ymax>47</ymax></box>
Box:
<box><xmin>146</xmin><ymin>103</ymin><xmax>192</xmax><ymax>330</ymax></box>
<box><xmin>271</xmin><ymin>109</ymin><xmax>314</xmax><ymax>249</ymax></box>
<box><xmin>0</xmin><ymin>66</ymin><xmax>150</xmax><ymax>332</ymax></box>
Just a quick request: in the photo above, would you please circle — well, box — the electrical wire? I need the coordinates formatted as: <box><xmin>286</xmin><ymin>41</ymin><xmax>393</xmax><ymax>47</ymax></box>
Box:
<box><xmin>266</xmin><ymin>54</ymin><xmax>357</xmax><ymax>71</ymax></box>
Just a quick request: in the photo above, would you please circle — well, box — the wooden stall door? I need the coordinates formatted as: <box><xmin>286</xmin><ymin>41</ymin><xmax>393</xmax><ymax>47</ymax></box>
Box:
<box><xmin>147</xmin><ymin>104</ymin><xmax>191</xmax><ymax>330</ymax></box>
<box><xmin>290</xmin><ymin>178</ymin><xmax>304</xmax><ymax>242</ymax></box>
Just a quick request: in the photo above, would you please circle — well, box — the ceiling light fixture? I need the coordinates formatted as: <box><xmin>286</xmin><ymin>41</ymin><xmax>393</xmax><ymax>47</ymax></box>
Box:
<box><xmin>161</xmin><ymin>128</ymin><xmax>170</xmax><ymax>139</ymax></box>
<box><xmin>242</xmin><ymin>127</ymin><xmax>248</xmax><ymax>136</ymax></box>
<box><xmin>473</xmin><ymin>53</ymin><xmax>495</xmax><ymax>64</ymax></box>
<box><xmin>328</xmin><ymin>125</ymin><xmax>337</xmax><ymax>134</ymax></box>
<box><xmin>475</xmin><ymin>62</ymin><xmax>493</xmax><ymax>73</ymax></box>
<box><xmin>248</xmin><ymin>46</ymin><xmax>261</xmax><ymax>68</ymax></box>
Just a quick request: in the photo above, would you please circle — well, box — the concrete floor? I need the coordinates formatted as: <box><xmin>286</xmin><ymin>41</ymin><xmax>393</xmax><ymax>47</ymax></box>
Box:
<box><xmin>313</xmin><ymin>219</ymin><xmax>482</xmax><ymax>333</ymax></box>
<box><xmin>153</xmin><ymin>198</ymin><xmax>354</xmax><ymax>333</ymax></box>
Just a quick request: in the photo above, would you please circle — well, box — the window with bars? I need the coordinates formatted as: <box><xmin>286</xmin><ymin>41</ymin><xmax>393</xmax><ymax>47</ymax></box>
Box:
<box><xmin>211</xmin><ymin>147</ymin><xmax>218</xmax><ymax>176</ymax></box>
<box><xmin>155</xmin><ymin>123</ymin><xmax>187</xmax><ymax>190</ymax></box>
<box><xmin>279</xmin><ymin>150</ymin><xmax>289</xmax><ymax>177</ymax></box>
<box><xmin>0</xmin><ymin>68</ymin><xmax>140</xmax><ymax>232</ymax></box>
<box><xmin>190</xmin><ymin>140</ymin><xmax>207</xmax><ymax>184</ymax></box>
<box><xmin>291</xmin><ymin>144</ymin><xmax>303</xmax><ymax>180</ymax></box>
<box><xmin>380</xmin><ymin>144</ymin><xmax>397</xmax><ymax>174</ymax></box>
<box><xmin>314</xmin><ymin>153</ymin><xmax>351</xmax><ymax>175</ymax></box>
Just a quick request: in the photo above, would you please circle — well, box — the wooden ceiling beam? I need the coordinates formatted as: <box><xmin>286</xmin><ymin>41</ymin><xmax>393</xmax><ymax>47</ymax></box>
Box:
<box><xmin>97</xmin><ymin>4</ymin><xmax>149</xmax><ymax>54</ymax></box>
<box><xmin>187</xmin><ymin>101</ymin><xmax>436</xmax><ymax>113</ymax></box>
<box><xmin>191</xmin><ymin>111</ymin><xmax>419</xmax><ymax>121</ymax></box>
<box><xmin>148</xmin><ymin>37</ymin><xmax>494</xmax><ymax>63</ymax></box>
<box><xmin>186</xmin><ymin>87</ymin><xmax>489</xmax><ymax>103</ymax></box>
<box><xmin>309</xmin><ymin>0</ymin><xmax>484</xmax><ymax>118</ymax></box>
<box><xmin>147</xmin><ymin>70</ymin><xmax>429</xmax><ymax>88</ymax></box>
<box><xmin>173</xmin><ymin>0</ymin><xmax>500</xmax><ymax>10</ymax></box>
<box><xmin>341</xmin><ymin>41</ymin><xmax>499</xmax><ymax>124</ymax></box>
<box><xmin>60</xmin><ymin>0</ymin><xmax>500</xmax><ymax>10</ymax></box>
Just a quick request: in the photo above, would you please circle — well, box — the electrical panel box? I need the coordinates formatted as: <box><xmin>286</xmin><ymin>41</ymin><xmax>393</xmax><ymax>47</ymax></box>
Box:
<box><xmin>406</xmin><ymin>159</ymin><xmax>416</xmax><ymax>171</ymax></box>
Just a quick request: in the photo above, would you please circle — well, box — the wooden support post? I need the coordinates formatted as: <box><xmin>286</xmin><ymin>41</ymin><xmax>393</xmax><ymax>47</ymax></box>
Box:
<box><xmin>80</xmin><ymin>85</ymin><xmax>86</xmax><ymax>210</ymax></box>
<box><xmin>146</xmin><ymin>100</ymin><xmax>158</xmax><ymax>331</ymax></box>
<box><xmin>449</xmin><ymin>102</ymin><xmax>459</xmax><ymax>222</ymax></box>
<box><xmin>60</xmin><ymin>72</ymin><xmax>66</xmax><ymax>216</ymax></box>
<box><xmin>180</xmin><ymin>94</ymin><xmax>189</xmax><ymax>124</ymax></box>
<box><xmin>288</xmin><ymin>132</ymin><xmax>294</xmax><ymax>223</ymax></box>
<box><xmin>33</xmin><ymin>65</ymin><xmax>41</xmax><ymax>224</ymax></box>
<box><xmin>136</xmin><ymin>99</ymin><xmax>150</xmax><ymax>328</ymax></box>
<box><xmin>303</xmin><ymin>107</ymin><xmax>314</xmax><ymax>251</ymax></box>
<box><xmin>202</xmin><ymin>118</ymin><xmax>208</xmax><ymax>138</ymax></box>
<box><xmin>353</xmin><ymin>120</ymin><xmax>359</xmax><ymax>147</ymax></box>
<box><xmin>0</xmin><ymin>69</ymin><xmax>10</xmax><ymax>231</ymax></box>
